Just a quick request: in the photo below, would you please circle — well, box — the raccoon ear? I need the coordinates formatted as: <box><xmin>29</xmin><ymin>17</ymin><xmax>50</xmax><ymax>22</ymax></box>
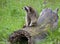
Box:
<box><xmin>56</xmin><ymin>8</ymin><xmax>59</xmax><ymax>11</ymax></box>
<box><xmin>54</xmin><ymin>8</ymin><xmax>59</xmax><ymax>19</ymax></box>
<box><xmin>54</xmin><ymin>8</ymin><xmax>59</xmax><ymax>14</ymax></box>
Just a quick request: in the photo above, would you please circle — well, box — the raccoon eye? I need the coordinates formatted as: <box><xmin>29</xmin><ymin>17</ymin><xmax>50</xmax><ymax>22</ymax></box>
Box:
<box><xmin>11</xmin><ymin>36</ymin><xmax>14</xmax><ymax>39</ymax></box>
<box><xmin>29</xmin><ymin>7</ymin><xmax>34</xmax><ymax>13</ymax></box>
<box><xmin>29</xmin><ymin>7</ymin><xmax>32</xmax><ymax>12</ymax></box>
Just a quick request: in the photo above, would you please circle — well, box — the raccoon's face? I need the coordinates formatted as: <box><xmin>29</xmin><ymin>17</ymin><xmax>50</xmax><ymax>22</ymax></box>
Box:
<box><xmin>23</xmin><ymin>6</ymin><xmax>34</xmax><ymax>13</ymax></box>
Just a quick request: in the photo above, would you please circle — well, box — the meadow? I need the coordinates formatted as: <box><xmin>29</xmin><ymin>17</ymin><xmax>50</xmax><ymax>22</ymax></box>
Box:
<box><xmin>0</xmin><ymin>0</ymin><xmax>60</xmax><ymax>44</ymax></box>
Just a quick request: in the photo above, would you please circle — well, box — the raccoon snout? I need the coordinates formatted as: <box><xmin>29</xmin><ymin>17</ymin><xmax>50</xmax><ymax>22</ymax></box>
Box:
<box><xmin>23</xmin><ymin>6</ymin><xmax>29</xmax><ymax>12</ymax></box>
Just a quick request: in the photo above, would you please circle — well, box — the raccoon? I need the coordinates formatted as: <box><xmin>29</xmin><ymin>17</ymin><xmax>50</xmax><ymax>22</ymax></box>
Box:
<box><xmin>37</xmin><ymin>8</ymin><xmax>59</xmax><ymax>31</ymax></box>
<box><xmin>23</xmin><ymin>6</ymin><xmax>38</xmax><ymax>28</ymax></box>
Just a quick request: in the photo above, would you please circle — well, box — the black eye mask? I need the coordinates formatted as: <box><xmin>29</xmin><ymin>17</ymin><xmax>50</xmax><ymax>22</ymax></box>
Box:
<box><xmin>24</xmin><ymin>6</ymin><xmax>34</xmax><ymax>13</ymax></box>
<box><xmin>29</xmin><ymin>7</ymin><xmax>32</xmax><ymax>12</ymax></box>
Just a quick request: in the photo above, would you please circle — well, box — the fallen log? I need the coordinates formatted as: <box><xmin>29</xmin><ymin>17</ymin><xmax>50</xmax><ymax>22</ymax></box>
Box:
<box><xmin>9</xmin><ymin>26</ymin><xmax>49</xmax><ymax>44</ymax></box>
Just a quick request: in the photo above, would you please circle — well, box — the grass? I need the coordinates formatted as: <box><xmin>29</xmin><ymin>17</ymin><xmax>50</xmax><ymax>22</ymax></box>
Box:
<box><xmin>0</xmin><ymin>0</ymin><xmax>60</xmax><ymax>44</ymax></box>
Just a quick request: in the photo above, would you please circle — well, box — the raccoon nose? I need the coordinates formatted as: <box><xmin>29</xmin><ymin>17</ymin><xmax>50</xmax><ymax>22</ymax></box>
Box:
<box><xmin>23</xmin><ymin>6</ymin><xmax>29</xmax><ymax>12</ymax></box>
<box><xmin>24</xmin><ymin>7</ymin><xmax>27</xmax><ymax>10</ymax></box>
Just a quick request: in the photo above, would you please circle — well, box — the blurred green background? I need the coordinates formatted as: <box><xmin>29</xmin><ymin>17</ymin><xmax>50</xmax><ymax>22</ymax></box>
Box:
<box><xmin>0</xmin><ymin>0</ymin><xmax>60</xmax><ymax>44</ymax></box>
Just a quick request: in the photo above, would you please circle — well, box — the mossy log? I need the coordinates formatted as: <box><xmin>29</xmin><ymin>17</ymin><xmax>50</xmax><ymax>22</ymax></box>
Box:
<box><xmin>9</xmin><ymin>26</ymin><xmax>49</xmax><ymax>44</ymax></box>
